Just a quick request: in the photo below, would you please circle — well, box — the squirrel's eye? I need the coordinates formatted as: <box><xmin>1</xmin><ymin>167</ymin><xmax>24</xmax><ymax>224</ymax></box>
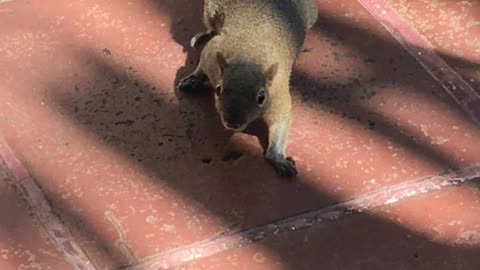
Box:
<box><xmin>257</xmin><ymin>89</ymin><xmax>266</xmax><ymax>105</ymax></box>
<box><xmin>215</xmin><ymin>84</ymin><xmax>222</xmax><ymax>96</ymax></box>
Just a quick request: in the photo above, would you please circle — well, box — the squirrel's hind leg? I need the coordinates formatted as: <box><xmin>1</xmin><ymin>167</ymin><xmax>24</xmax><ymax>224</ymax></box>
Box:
<box><xmin>190</xmin><ymin>31</ymin><xmax>216</xmax><ymax>48</ymax></box>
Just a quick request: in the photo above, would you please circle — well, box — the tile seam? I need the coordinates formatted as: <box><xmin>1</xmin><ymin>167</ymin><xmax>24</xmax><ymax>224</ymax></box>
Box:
<box><xmin>0</xmin><ymin>136</ymin><xmax>98</xmax><ymax>270</ymax></box>
<box><xmin>355</xmin><ymin>0</ymin><xmax>480</xmax><ymax>126</ymax></box>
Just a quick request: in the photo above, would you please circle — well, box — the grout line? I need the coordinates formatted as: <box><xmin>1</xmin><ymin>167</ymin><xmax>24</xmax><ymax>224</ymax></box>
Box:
<box><xmin>0</xmin><ymin>136</ymin><xmax>98</xmax><ymax>270</ymax></box>
<box><xmin>355</xmin><ymin>0</ymin><xmax>480</xmax><ymax>127</ymax></box>
<box><xmin>124</xmin><ymin>165</ymin><xmax>480</xmax><ymax>270</ymax></box>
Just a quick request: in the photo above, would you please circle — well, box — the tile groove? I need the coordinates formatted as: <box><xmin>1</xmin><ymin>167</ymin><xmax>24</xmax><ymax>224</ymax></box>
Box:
<box><xmin>0</xmin><ymin>136</ymin><xmax>97</xmax><ymax>270</ymax></box>
<box><xmin>355</xmin><ymin>0</ymin><xmax>480</xmax><ymax>126</ymax></box>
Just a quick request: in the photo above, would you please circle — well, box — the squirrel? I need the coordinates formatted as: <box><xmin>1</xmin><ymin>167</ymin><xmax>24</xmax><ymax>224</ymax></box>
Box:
<box><xmin>177</xmin><ymin>0</ymin><xmax>318</xmax><ymax>178</ymax></box>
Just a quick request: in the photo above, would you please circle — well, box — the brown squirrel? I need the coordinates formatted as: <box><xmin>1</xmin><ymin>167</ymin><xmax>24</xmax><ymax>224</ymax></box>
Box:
<box><xmin>178</xmin><ymin>0</ymin><xmax>318</xmax><ymax>178</ymax></box>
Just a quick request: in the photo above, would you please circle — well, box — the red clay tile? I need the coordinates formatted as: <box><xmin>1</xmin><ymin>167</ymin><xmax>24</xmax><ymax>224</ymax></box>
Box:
<box><xmin>178</xmin><ymin>185</ymin><xmax>480</xmax><ymax>270</ymax></box>
<box><xmin>372</xmin><ymin>185</ymin><xmax>480</xmax><ymax>246</ymax></box>
<box><xmin>0</xmin><ymin>0</ymin><xmax>479</xmax><ymax>269</ymax></box>
<box><xmin>291</xmin><ymin>0</ymin><xmax>480</xmax><ymax>196</ymax></box>
<box><xmin>387</xmin><ymin>0</ymin><xmax>480</xmax><ymax>95</ymax></box>
<box><xmin>0</xmin><ymin>165</ymin><xmax>72</xmax><ymax>270</ymax></box>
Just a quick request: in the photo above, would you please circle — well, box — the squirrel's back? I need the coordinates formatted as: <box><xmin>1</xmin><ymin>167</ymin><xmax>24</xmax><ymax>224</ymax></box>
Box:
<box><xmin>203</xmin><ymin>0</ymin><xmax>318</xmax><ymax>67</ymax></box>
<box><xmin>205</xmin><ymin>0</ymin><xmax>318</xmax><ymax>31</ymax></box>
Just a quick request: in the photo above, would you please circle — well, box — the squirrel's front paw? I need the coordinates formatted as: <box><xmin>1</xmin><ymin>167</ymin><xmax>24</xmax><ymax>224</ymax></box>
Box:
<box><xmin>177</xmin><ymin>74</ymin><xmax>201</xmax><ymax>92</ymax></box>
<box><xmin>266</xmin><ymin>155</ymin><xmax>298</xmax><ymax>178</ymax></box>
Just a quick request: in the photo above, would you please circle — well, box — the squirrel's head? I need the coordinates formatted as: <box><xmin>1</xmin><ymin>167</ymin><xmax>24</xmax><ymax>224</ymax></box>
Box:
<box><xmin>214</xmin><ymin>52</ymin><xmax>278</xmax><ymax>131</ymax></box>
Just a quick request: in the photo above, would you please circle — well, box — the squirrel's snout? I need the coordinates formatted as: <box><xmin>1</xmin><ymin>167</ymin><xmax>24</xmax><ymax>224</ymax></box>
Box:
<box><xmin>221</xmin><ymin>114</ymin><xmax>247</xmax><ymax>131</ymax></box>
<box><xmin>224</xmin><ymin>122</ymin><xmax>242</xmax><ymax>130</ymax></box>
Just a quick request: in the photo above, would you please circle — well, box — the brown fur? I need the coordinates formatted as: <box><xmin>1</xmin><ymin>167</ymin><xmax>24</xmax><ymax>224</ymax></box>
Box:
<box><xmin>178</xmin><ymin>0</ymin><xmax>318</xmax><ymax>178</ymax></box>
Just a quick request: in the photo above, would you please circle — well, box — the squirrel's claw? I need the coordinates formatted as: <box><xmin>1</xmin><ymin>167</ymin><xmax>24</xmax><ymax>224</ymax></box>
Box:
<box><xmin>267</xmin><ymin>156</ymin><xmax>298</xmax><ymax>179</ymax></box>
<box><xmin>177</xmin><ymin>74</ymin><xmax>201</xmax><ymax>91</ymax></box>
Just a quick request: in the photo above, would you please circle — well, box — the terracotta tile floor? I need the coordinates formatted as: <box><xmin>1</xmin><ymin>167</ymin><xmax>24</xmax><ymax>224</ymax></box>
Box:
<box><xmin>0</xmin><ymin>164</ymin><xmax>74</xmax><ymax>270</ymax></box>
<box><xmin>0</xmin><ymin>0</ymin><xmax>479</xmax><ymax>269</ymax></box>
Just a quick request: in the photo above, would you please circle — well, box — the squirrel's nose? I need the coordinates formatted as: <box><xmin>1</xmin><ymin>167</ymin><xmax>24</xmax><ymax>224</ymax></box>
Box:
<box><xmin>224</xmin><ymin>122</ymin><xmax>241</xmax><ymax>130</ymax></box>
<box><xmin>223</xmin><ymin>112</ymin><xmax>245</xmax><ymax>130</ymax></box>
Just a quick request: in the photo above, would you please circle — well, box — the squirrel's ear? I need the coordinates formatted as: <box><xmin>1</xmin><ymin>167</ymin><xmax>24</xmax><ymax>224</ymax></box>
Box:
<box><xmin>264</xmin><ymin>63</ymin><xmax>278</xmax><ymax>85</ymax></box>
<box><xmin>216</xmin><ymin>52</ymin><xmax>228</xmax><ymax>75</ymax></box>
<box><xmin>211</xmin><ymin>12</ymin><xmax>225</xmax><ymax>31</ymax></box>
